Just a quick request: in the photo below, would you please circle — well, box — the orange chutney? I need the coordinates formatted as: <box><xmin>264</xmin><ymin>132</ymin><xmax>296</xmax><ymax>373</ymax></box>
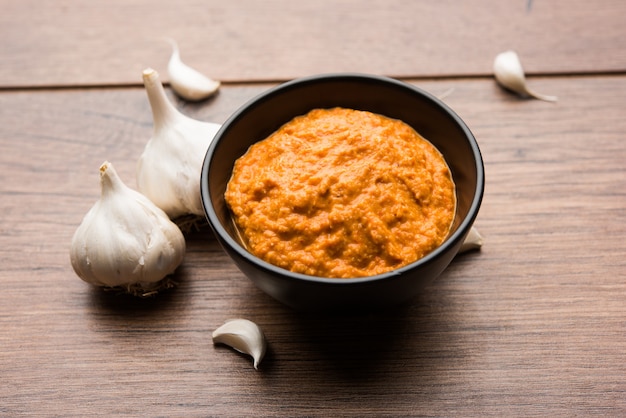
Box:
<box><xmin>225</xmin><ymin>107</ymin><xmax>456</xmax><ymax>278</ymax></box>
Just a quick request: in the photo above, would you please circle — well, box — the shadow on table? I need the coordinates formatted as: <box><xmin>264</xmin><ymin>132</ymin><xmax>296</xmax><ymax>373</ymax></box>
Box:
<box><xmin>257</xmin><ymin>271</ymin><xmax>468</xmax><ymax>392</ymax></box>
<box><xmin>83</xmin><ymin>261</ymin><xmax>195</xmax><ymax>333</ymax></box>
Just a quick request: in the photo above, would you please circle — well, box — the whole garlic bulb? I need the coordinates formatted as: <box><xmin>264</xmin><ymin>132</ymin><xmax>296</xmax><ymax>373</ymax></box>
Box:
<box><xmin>70</xmin><ymin>161</ymin><xmax>186</xmax><ymax>295</ymax></box>
<box><xmin>137</xmin><ymin>68</ymin><xmax>221</xmax><ymax>219</ymax></box>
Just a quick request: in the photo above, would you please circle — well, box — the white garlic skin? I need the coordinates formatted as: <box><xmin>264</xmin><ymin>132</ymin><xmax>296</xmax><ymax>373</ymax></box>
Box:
<box><xmin>70</xmin><ymin>161</ymin><xmax>186</xmax><ymax>290</ymax></box>
<box><xmin>137</xmin><ymin>68</ymin><xmax>221</xmax><ymax>219</ymax></box>
<box><xmin>493</xmin><ymin>50</ymin><xmax>557</xmax><ymax>102</ymax></box>
<box><xmin>459</xmin><ymin>226</ymin><xmax>483</xmax><ymax>254</ymax></box>
<box><xmin>167</xmin><ymin>38</ymin><xmax>220</xmax><ymax>101</ymax></box>
<box><xmin>212</xmin><ymin>319</ymin><xmax>267</xmax><ymax>370</ymax></box>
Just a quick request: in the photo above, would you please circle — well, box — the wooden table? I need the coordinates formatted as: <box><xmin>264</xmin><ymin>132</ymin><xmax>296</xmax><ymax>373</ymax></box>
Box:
<box><xmin>2</xmin><ymin>1</ymin><xmax>624</xmax><ymax>415</ymax></box>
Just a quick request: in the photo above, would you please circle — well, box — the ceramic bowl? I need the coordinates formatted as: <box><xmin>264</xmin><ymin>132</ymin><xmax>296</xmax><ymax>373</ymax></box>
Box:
<box><xmin>201</xmin><ymin>73</ymin><xmax>484</xmax><ymax>311</ymax></box>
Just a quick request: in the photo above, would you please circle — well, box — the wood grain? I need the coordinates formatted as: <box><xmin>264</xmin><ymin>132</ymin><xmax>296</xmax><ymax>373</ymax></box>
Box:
<box><xmin>1</xmin><ymin>0</ymin><xmax>625</xmax><ymax>88</ymax></box>
<box><xmin>1</xmin><ymin>76</ymin><xmax>624</xmax><ymax>416</ymax></box>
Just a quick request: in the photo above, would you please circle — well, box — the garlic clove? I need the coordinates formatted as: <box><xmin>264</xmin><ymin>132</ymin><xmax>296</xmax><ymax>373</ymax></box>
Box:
<box><xmin>137</xmin><ymin>68</ymin><xmax>221</xmax><ymax>220</ymax></box>
<box><xmin>70</xmin><ymin>161</ymin><xmax>186</xmax><ymax>295</ymax></box>
<box><xmin>212</xmin><ymin>319</ymin><xmax>267</xmax><ymax>370</ymax></box>
<box><xmin>458</xmin><ymin>226</ymin><xmax>483</xmax><ymax>254</ymax></box>
<box><xmin>167</xmin><ymin>38</ymin><xmax>220</xmax><ymax>101</ymax></box>
<box><xmin>493</xmin><ymin>50</ymin><xmax>557</xmax><ymax>102</ymax></box>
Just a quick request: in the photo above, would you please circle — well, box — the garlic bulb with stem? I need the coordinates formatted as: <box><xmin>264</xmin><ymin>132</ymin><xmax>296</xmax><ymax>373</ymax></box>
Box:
<box><xmin>493</xmin><ymin>50</ymin><xmax>557</xmax><ymax>102</ymax></box>
<box><xmin>70</xmin><ymin>161</ymin><xmax>186</xmax><ymax>296</ymax></box>
<box><xmin>137</xmin><ymin>68</ymin><xmax>221</xmax><ymax>221</ymax></box>
<box><xmin>167</xmin><ymin>38</ymin><xmax>220</xmax><ymax>101</ymax></box>
<box><xmin>213</xmin><ymin>318</ymin><xmax>267</xmax><ymax>370</ymax></box>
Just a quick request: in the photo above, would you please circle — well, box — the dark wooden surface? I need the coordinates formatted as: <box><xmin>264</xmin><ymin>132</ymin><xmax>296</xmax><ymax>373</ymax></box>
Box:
<box><xmin>1</xmin><ymin>1</ymin><xmax>625</xmax><ymax>416</ymax></box>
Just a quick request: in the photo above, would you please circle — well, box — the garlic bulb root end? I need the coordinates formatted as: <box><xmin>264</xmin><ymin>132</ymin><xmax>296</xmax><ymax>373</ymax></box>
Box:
<box><xmin>102</xmin><ymin>276</ymin><xmax>179</xmax><ymax>297</ymax></box>
<box><xmin>173</xmin><ymin>213</ymin><xmax>209</xmax><ymax>234</ymax></box>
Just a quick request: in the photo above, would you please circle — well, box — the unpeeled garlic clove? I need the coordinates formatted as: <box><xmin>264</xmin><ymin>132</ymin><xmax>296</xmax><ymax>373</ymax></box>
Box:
<box><xmin>70</xmin><ymin>161</ymin><xmax>186</xmax><ymax>295</ymax></box>
<box><xmin>458</xmin><ymin>226</ymin><xmax>483</xmax><ymax>254</ymax></box>
<box><xmin>167</xmin><ymin>38</ymin><xmax>220</xmax><ymax>101</ymax></box>
<box><xmin>212</xmin><ymin>319</ymin><xmax>267</xmax><ymax>370</ymax></box>
<box><xmin>137</xmin><ymin>68</ymin><xmax>221</xmax><ymax>220</ymax></box>
<box><xmin>493</xmin><ymin>50</ymin><xmax>557</xmax><ymax>102</ymax></box>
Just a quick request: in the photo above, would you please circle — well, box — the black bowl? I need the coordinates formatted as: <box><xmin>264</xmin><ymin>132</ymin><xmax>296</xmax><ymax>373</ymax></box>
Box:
<box><xmin>201</xmin><ymin>73</ymin><xmax>484</xmax><ymax>311</ymax></box>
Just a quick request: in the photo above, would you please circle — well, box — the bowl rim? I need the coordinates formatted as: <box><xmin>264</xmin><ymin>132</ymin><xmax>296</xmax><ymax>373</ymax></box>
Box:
<box><xmin>201</xmin><ymin>72</ymin><xmax>484</xmax><ymax>286</ymax></box>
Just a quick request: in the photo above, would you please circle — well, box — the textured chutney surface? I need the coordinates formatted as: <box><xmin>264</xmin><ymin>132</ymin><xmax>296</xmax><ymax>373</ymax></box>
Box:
<box><xmin>225</xmin><ymin>108</ymin><xmax>456</xmax><ymax>278</ymax></box>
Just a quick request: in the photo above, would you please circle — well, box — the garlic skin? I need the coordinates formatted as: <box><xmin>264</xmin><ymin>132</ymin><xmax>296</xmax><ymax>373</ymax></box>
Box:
<box><xmin>459</xmin><ymin>226</ymin><xmax>483</xmax><ymax>254</ymax></box>
<box><xmin>70</xmin><ymin>161</ymin><xmax>186</xmax><ymax>294</ymax></box>
<box><xmin>167</xmin><ymin>39</ymin><xmax>220</xmax><ymax>101</ymax></box>
<box><xmin>137</xmin><ymin>68</ymin><xmax>221</xmax><ymax>219</ymax></box>
<box><xmin>212</xmin><ymin>319</ymin><xmax>267</xmax><ymax>370</ymax></box>
<box><xmin>493</xmin><ymin>51</ymin><xmax>557</xmax><ymax>102</ymax></box>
